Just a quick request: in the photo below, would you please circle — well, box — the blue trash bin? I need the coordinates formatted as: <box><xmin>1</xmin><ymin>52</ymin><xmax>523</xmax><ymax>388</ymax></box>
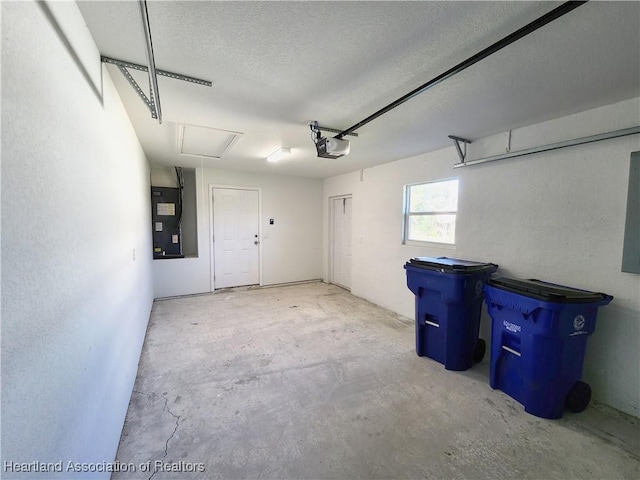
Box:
<box><xmin>484</xmin><ymin>277</ymin><xmax>613</xmax><ymax>419</ymax></box>
<box><xmin>404</xmin><ymin>257</ymin><xmax>498</xmax><ymax>371</ymax></box>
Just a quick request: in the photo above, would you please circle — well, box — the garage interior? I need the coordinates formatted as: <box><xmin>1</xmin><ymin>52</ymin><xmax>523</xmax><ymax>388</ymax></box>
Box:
<box><xmin>2</xmin><ymin>1</ymin><xmax>639</xmax><ymax>479</ymax></box>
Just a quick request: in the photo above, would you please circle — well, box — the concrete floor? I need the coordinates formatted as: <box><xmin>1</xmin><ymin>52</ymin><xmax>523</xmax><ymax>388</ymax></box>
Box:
<box><xmin>114</xmin><ymin>282</ymin><xmax>639</xmax><ymax>480</ymax></box>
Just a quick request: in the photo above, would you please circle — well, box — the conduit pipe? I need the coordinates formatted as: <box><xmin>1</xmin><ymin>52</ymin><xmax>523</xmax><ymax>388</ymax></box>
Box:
<box><xmin>334</xmin><ymin>1</ymin><xmax>588</xmax><ymax>140</ymax></box>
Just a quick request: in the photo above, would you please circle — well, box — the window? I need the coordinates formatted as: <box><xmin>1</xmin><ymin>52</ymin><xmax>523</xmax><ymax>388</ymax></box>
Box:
<box><xmin>403</xmin><ymin>178</ymin><xmax>459</xmax><ymax>245</ymax></box>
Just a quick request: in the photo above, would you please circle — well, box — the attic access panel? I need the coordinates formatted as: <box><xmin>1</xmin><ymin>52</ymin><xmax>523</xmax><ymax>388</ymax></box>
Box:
<box><xmin>178</xmin><ymin>124</ymin><xmax>243</xmax><ymax>159</ymax></box>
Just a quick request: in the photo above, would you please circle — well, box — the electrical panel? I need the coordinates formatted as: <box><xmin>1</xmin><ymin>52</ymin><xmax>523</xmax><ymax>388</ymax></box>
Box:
<box><xmin>151</xmin><ymin>186</ymin><xmax>183</xmax><ymax>258</ymax></box>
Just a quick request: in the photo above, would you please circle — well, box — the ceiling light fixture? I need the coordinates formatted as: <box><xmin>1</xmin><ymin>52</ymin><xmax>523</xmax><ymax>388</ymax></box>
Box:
<box><xmin>266</xmin><ymin>147</ymin><xmax>291</xmax><ymax>163</ymax></box>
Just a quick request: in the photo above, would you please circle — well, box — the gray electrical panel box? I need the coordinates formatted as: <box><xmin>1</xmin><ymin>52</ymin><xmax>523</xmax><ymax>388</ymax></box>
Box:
<box><xmin>152</xmin><ymin>186</ymin><xmax>183</xmax><ymax>259</ymax></box>
<box><xmin>621</xmin><ymin>152</ymin><xmax>639</xmax><ymax>274</ymax></box>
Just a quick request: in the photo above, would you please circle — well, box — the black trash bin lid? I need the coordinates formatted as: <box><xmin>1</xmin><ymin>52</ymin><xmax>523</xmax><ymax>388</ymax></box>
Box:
<box><xmin>406</xmin><ymin>256</ymin><xmax>498</xmax><ymax>274</ymax></box>
<box><xmin>487</xmin><ymin>277</ymin><xmax>608</xmax><ymax>303</ymax></box>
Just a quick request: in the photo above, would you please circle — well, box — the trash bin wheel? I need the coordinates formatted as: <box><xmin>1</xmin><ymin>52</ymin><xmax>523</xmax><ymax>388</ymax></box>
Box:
<box><xmin>565</xmin><ymin>381</ymin><xmax>591</xmax><ymax>413</ymax></box>
<box><xmin>473</xmin><ymin>338</ymin><xmax>486</xmax><ymax>363</ymax></box>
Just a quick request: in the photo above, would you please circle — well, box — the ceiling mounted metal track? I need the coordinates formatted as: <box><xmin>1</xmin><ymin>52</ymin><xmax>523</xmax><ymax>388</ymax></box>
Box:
<box><xmin>333</xmin><ymin>1</ymin><xmax>588</xmax><ymax>140</ymax></box>
<box><xmin>104</xmin><ymin>55</ymin><xmax>213</xmax><ymax>121</ymax></box>
<box><xmin>452</xmin><ymin>126</ymin><xmax>640</xmax><ymax>168</ymax></box>
<box><xmin>311</xmin><ymin>124</ymin><xmax>358</xmax><ymax>137</ymax></box>
<box><xmin>139</xmin><ymin>0</ymin><xmax>161</xmax><ymax>123</ymax></box>
<box><xmin>102</xmin><ymin>57</ymin><xmax>212</xmax><ymax>87</ymax></box>
<box><xmin>102</xmin><ymin>0</ymin><xmax>212</xmax><ymax>124</ymax></box>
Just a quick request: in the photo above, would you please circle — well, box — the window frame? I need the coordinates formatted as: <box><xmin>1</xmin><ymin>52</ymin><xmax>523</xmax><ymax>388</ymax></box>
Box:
<box><xmin>402</xmin><ymin>177</ymin><xmax>459</xmax><ymax>246</ymax></box>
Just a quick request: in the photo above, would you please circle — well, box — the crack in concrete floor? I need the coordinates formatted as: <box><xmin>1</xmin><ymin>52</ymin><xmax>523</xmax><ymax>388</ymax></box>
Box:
<box><xmin>114</xmin><ymin>282</ymin><xmax>639</xmax><ymax>480</ymax></box>
<box><xmin>148</xmin><ymin>393</ymin><xmax>181</xmax><ymax>480</ymax></box>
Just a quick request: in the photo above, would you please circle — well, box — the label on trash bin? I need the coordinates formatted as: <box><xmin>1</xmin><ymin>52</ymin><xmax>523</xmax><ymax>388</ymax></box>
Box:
<box><xmin>475</xmin><ymin>280</ymin><xmax>483</xmax><ymax>297</ymax></box>
<box><xmin>503</xmin><ymin>320</ymin><xmax>521</xmax><ymax>333</ymax></box>
<box><xmin>570</xmin><ymin>314</ymin><xmax>589</xmax><ymax>336</ymax></box>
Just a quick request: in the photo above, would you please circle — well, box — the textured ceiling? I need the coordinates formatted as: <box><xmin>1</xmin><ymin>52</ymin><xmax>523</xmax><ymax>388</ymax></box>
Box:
<box><xmin>77</xmin><ymin>1</ymin><xmax>640</xmax><ymax>179</ymax></box>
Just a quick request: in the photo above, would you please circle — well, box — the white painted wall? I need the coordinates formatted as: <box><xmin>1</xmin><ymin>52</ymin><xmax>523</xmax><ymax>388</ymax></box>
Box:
<box><xmin>153</xmin><ymin>166</ymin><xmax>323</xmax><ymax>297</ymax></box>
<box><xmin>150</xmin><ymin>166</ymin><xmax>179</xmax><ymax>188</ymax></box>
<box><xmin>1</xmin><ymin>2</ymin><xmax>153</xmax><ymax>477</ymax></box>
<box><xmin>324</xmin><ymin>98</ymin><xmax>640</xmax><ymax>417</ymax></box>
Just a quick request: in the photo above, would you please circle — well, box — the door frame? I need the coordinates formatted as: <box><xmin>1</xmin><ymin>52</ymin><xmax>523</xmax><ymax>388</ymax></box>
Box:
<box><xmin>209</xmin><ymin>184</ymin><xmax>263</xmax><ymax>291</ymax></box>
<box><xmin>329</xmin><ymin>194</ymin><xmax>352</xmax><ymax>289</ymax></box>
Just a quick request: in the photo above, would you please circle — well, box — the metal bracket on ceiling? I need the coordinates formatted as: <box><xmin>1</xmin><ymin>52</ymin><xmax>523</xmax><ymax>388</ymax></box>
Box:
<box><xmin>103</xmin><ymin>56</ymin><xmax>212</xmax><ymax>123</ymax></box>
<box><xmin>102</xmin><ymin>0</ymin><xmax>212</xmax><ymax>124</ymax></box>
<box><xmin>116</xmin><ymin>64</ymin><xmax>157</xmax><ymax>119</ymax></box>
<box><xmin>453</xmin><ymin>126</ymin><xmax>640</xmax><ymax>169</ymax></box>
<box><xmin>448</xmin><ymin>135</ymin><xmax>472</xmax><ymax>163</ymax></box>
<box><xmin>101</xmin><ymin>57</ymin><xmax>212</xmax><ymax>87</ymax></box>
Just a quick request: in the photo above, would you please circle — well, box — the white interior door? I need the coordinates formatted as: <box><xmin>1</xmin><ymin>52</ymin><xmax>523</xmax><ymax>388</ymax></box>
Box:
<box><xmin>331</xmin><ymin>196</ymin><xmax>352</xmax><ymax>290</ymax></box>
<box><xmin>213</xmin><ymin>188</ymin><xmax>260</xmax><ymax>288</ymax></box>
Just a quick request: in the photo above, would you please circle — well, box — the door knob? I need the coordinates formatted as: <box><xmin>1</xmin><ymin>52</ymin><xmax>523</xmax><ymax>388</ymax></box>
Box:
<box><xmin>254</xmin><ymin>240</ymin><xmax>259</xmax><ymax>245</ymax></box>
